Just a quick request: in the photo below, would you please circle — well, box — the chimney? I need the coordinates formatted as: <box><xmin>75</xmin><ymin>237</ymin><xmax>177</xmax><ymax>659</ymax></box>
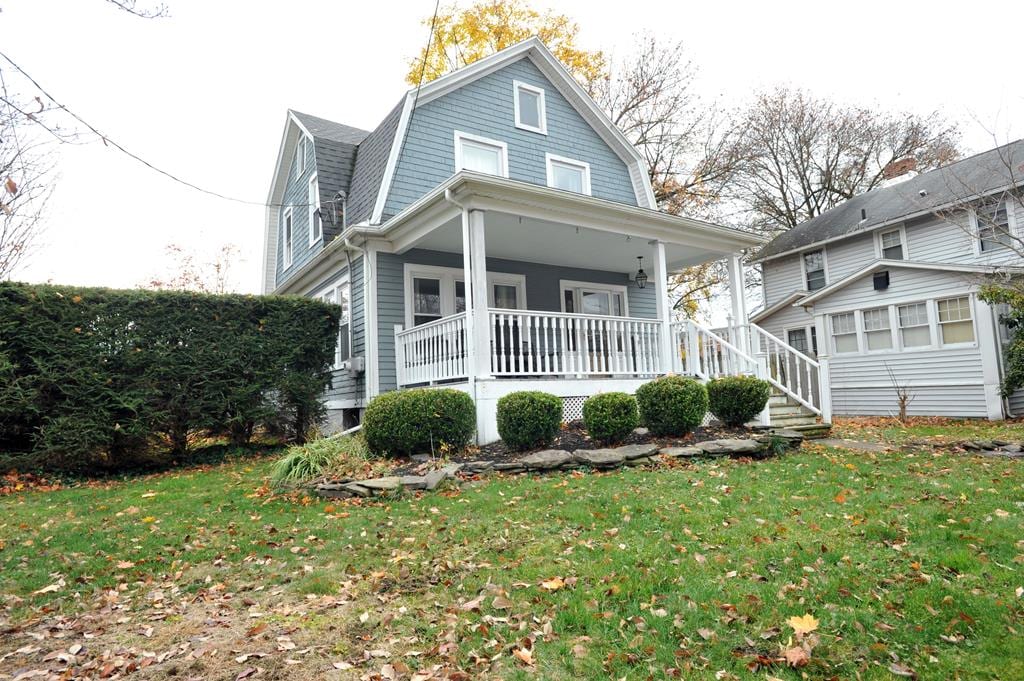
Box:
<box><xmin>881</xmin><ymin>157</ymin><xmax>918</xmax><ymax>184</ymax></box>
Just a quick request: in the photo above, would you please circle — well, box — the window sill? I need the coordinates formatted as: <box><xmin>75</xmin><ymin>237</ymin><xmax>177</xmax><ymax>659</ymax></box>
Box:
<box><xmin>514</xmin><ymin>122</ymin><xmax>547</xmax><ymax>135</ymax></box>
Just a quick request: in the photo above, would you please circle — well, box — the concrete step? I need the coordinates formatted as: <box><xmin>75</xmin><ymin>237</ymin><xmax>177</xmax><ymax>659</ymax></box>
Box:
<box><xmin>769</xmin><ymin>405</ymin><xmax>807</xmax><ymax>417</ymax></box>
<box><xmin>769</xmin><ymin>413</ymin><xmax>821</xmax><ymax>427</ymax></box>
<box><xmin>768</xmin><ymin>394</ymin><xmax>791</xmax><ymax>407</ymax></box>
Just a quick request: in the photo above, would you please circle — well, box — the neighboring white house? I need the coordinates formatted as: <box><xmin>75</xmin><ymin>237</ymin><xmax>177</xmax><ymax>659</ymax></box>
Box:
<box><xmin>259</xmin><ymin>37</ymin><xmax>781</xmax><ymax>442</ymax></box>
<box><xmin>750</xmin><ymin>140</ymin><xmax>1024</xmax><ymax>420</ymax></box>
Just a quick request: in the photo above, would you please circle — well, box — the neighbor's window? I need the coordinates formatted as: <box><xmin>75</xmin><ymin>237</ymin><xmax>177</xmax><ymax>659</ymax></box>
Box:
<box><xmin>803</xmin><ymin>250</ymin><xmax>826</xmax><ymax>291</ymax></box>
<box><xmin>787</xmin><ymin>328</ymin><xmax>809</xmax><ymax>354</ymax></box>
<box><xmin>320</xmin><ymin>282</ymin><xmax>351</xmax><ymax>367</ymax></box>
<box><xmin>862</xmin><ymin>307</ymin><xmax>893</xmax><ymax>351</ymax></box>
<box><xmin>898</xmin><ymin>302</ymin><xmax>930</xmax><ymax>348</ymax></box>
<box><xmin>455</xmin><ymin>132</ymin><xmax>508</xmax><ymax>177</ymax></box>
<box><xmin>308</xmin><ymin>174</ymin><xmax>322</xmax><ymax>245</ymax></box>
<box><xmin>977</xmin><ymin>199</ymin><xmax>1011</xmax><ymax>252</ymax></box>
<box><xmin>937</xmin><ymin>296</ymin><xmax>975</xmax><ymax>345</ymax></box>
<box><xmin>282</xmin><ymin>207</ymin><xmax>294</xmax><ymax>269</ymax></box>
<box><xmin>831</xmin><ymin>312</ymin><xmax>858</xmax><ymax>353</ymax></box>
<box><xmin>879</xmin><ymin>229</ymin><xmax>904</xmax><ymax>259</ymax></box>
<box><xmin>513</xmin><ymin>81</ymin><xmax>546</xmax><ymax>134</ymax></box>
<box><xmin>546</xmin><ymin>155</ymin><xmax>591</xmax><ymax>195</ymax></box>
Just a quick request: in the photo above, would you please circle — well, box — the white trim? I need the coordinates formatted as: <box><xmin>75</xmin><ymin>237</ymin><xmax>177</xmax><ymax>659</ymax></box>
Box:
<box><xmin>370</xmin><ymin>94</ymin><xmax>415</xmax><ymax>225</ymax></box>
<box><xmin>402</xmin><ymin>263</ymin><xmax>526</xmax><ymax>328</ymax></box>
<box><xmin>935</xmin><ymin>294</ymin><xmax>978</xmax><ymax>348</ymax></box>
<box><xmin>262</xmin><ymin>112</ymin><xmax>313</xmax><ymax>292</ymax></box>
<box><xmin>545</xmin><ymin>153</ymin><xmax>592</xmax><ymax>195</ymax></box>
<box><xmin>829</xmin><ymin>311</ymin><xmax>859</xmax><ymax>355</ymax></box>
<box><xmin>750</xmin><ymin>291</ymin><xmax>809</xmax><ymax>324</ymax></box>
<box><xmin>859</xmin><ymin>306</ymin><xmax>896</xmax><ymax>354</ymax></box>
<box><xmin>558</xmin><ymin>279</ymin><xmax>630</xmax><ymax>316</ymax></box>
<box><xmin>800</xmin><ymin>247</ymin><xmax>829</xmax><ymax>292</ymax></box>
<box><xmin>782</xmin><ymin>323</ymin><xmax>818</xmax><ymax>356</ymax></box>
<box><xmin>308</xmin><ymin>174</ymin><xmax>322</xmax><ymax>247</ymax></box>
<box><xmin>454</xmin><ymin>131</ymin><xmax>509</xmax><ymax>178</ymax></box>
<box><xmin>312</xmin><ymin>273</ymin><xmax>352</xmax><ymax>370</ymax></box>
<box><xmin>296</xmin><ymin>135</ymin><xmax>308</xmax><ymax>175</ymax></box>
<box><xmin>513</xmin><ymin>80</ymin><xmax>547</xmax><ymax>134</ymax></box>
<box><xmin>970</xmin><ymin>197</ymin><xmax>1018</xmax><ymax>255</ymax></box>
<box><xmin>874</xmin><ymin>224</ymin><xmax>908</xmax><ymax>260</ymax></box>
<box><xmin>281</xmin><ymin>206</ymin><xmax>294</xmax><ymax>270</ymax></box>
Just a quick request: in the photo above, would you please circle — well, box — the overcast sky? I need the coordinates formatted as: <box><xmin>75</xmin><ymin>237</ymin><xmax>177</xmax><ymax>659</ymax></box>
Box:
<box><xmin>5</xmin><ymin>0</ymin><xmax>1021</xmax><ymax>293</ymax></box>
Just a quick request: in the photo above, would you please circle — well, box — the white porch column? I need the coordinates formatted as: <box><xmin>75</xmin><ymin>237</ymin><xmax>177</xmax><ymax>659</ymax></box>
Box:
<box><xmin>468</xmin><ymin>209</ymin><xmax>491</xmax><ymax>379</ymax></box>
<box><xmin>460</xmin><ymin>209</ymin><xmax>478</xmax><ymax>396</ymax></box>
<box><xmin>976</xmin><ymin>296</ymin><xmax>1006</xmax><ymax>420</ymax></box>
<box><xmin>652</xmin><ymin>240</ymin><xmax>674</xmax><ymax>373</ymax></box>
<box><xmin>813</xmin><ymin>313</ymin><xmax>833</xmax><ymax>424</ymax></box>
<box><xmin>726</xmin><ymin>253</ymin><xmax>750</xmax><ymax>355</ymax></box>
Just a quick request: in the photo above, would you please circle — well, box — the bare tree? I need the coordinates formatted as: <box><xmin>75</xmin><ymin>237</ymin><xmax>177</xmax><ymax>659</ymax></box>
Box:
<box><xmin>729</xmin><ymin>87</ymin><xmax>962</xmax><ymax>235</ymax></box>
<box><xmin>102</xmin><ymin>0</ymin><xmax>169</xmax><ymax>19</ymax></box>
<box><xmin>886</xmin><ymin>364</ymin><xmax>914</xmax><ymax>423</ymax></box>
<box><xmin>145</xmin><ymin>242</ymin><xmax>242</xmax><ymax>294</ymax></box>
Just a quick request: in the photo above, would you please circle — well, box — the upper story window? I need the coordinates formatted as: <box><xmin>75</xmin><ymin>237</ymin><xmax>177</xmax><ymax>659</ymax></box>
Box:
<box><xmin>295</xmin><ymin>135</ymin><xmax>309</xmax><ymax>175</ymax></box>
<box><xmin>513</xmin><ymin>80</ymin><xmax>546</xmax><ymax>134</ymax></box>
<box><xmin>937</xmin><ymin>296</ymin><xmax>975</xmax><ymax>345</ymax></box>
<box><xmin>454</xmin><ymin>131</ymin><xmax>509</xmax><ymax>177</ymax></box>
<box><xmin>308</xmin><ymin>174</ymin><xmax>322</xmax><ymax>245</ymax></box>
<box><xmin>546</xmin><ymin>154</ymin><xmax>591</xmax><ymax>195</ymax></box>
<box><xmin>878</xmin><ymin>228</ymin><xmax>905</xmax><ymax>259</ymax></box>
<box><xmin>802</xmin><ymin>249</ymin><xmax>826</xmax><ymax>291</ymax></box>
<box><xmin>282</xmin><ymin>207</ymin><xmax>294</xmax><ymax>269</ymax></box>
<box><xmin>975</xmin><ymin>199</ymin><xmax>1011</xmax><ymax>252</ymax></box>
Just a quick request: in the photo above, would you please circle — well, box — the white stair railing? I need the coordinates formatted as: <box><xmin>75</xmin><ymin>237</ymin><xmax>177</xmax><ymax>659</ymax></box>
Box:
<box><xmin>671</xmin><ymin>319</ymin><xmax>759</xmax><ymax>379</ymax></box>
<box><xmin>747</xmin><ymin>323</ymin><xmax>823</xmax><ymax>415</ymax></box>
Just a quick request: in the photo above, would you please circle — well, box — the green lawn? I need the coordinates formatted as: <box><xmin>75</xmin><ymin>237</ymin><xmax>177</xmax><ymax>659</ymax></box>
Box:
<box><xmin>1</xmin><ymin>434</ymin><xmax>1023</xmax><ymax>680</ymax></box>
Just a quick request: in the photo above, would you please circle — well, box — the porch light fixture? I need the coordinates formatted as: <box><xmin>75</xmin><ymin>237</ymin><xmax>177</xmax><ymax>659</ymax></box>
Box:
<box><xmin>634</xmin><ymin>256</ymin><xmax>648</xmax><ymax>289</ymax></box>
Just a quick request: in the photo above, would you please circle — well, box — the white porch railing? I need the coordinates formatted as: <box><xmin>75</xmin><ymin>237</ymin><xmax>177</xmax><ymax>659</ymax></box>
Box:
<box><xmin>747</xmin><ymin>324</ymin><xmax>823</xmax><ymax>415</ymax></box>
<box><xmin>489</xmin><ymin>309</ymin><xmax>662</xmax><ymax>377</ymax></box>
<box><xmin>670</xmin><ymin>319</ymin><xmax>759</xmax><ymax>378</ymax></box>
<box><xmin>395</xmin><ymin>312</ymin><xmax>468</xmax><ymax>386</ymax></box>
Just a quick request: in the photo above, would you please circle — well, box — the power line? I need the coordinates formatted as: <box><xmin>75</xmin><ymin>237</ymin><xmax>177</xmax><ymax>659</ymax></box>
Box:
<box><xmin>392</xmin><ymin>0</ymin><xmax>442</xmax><ymax>190</ymax></box>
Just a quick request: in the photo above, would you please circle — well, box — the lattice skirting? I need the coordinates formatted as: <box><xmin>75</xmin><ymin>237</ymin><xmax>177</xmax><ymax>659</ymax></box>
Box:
<box><xmin>561</xmin><ymin>395</ymin><xmax>718</xmax><ymax>427</ymax></box>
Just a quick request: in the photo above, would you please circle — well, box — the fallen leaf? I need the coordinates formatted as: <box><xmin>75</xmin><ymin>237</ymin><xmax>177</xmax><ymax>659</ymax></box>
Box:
<box><xmin>784</xmin><ymin>646</ymin><xmax>809</xmax><ymax>668</ymax></box>
<box><xmin>540</xmin><ymin>577</ymin><xmax>565</xmax><ymax>591</ymax></box>
<box><xmin>888</xmin><ymin>662</ymin><xmax>917</xmax><ymax>678</ymax></box>
<box><xmin>787</xmin><ymin>613</ymin><xmax>819</xmax><ymax>636</ymax></box>
<box><xmin>492</xmin><ymin>595</ymin><xmax>513</xmax><ymax>610</ymax></box>
<box><xmin>512</xmin><ymin>647</ymin><xmax>535</xmax><ymax>666</ymax></box>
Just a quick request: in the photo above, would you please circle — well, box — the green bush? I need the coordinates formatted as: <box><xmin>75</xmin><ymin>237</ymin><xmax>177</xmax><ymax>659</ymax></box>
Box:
<box><xmin>0</xmin><ymin>282</ymin><xmax>339</xmax><ymax>472</ymax></box>
<box><xmin>363</xmin><ymin>388</ymin><xmax>475</xmax><ymax>457</ymax></box>
<box><xmin>496</xmin><ymin>391</ymin><xmax>563</xmax><ymax>451</ymax></box>
<box><xmin>582</xmin><ymin>392</ymin><xmax>638</xmax><ymax>444</ymax></box>
<box><xmin>271</xmin><ymin>434</ymin><xmax>370</xmax><ymax>487</ymax></box>
<box><xmin>707</xmin><ymin>376</ymin><xmax>771</xmax><ymax>427</ymax></box>
<box><xmin>636</xmin><ymin>375</ymin><xmax>708</xmax><ymax>436</ymax></box>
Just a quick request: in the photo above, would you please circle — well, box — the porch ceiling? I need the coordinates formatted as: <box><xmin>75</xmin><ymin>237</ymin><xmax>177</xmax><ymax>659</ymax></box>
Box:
<box><xmin>405</xmin><ymin>211</ymin><xmax>729</xmax><ymax>273</ymax></box>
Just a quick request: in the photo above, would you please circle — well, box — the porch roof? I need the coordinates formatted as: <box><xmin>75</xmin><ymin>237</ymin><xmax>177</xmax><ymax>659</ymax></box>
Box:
<box><xmin>346</xmin><ymin>172</ymin><xmax>765</xmax><ymax>272</ymax></box>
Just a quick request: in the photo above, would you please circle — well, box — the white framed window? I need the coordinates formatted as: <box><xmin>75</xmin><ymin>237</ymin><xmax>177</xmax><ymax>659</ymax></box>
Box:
<box><xmin>973</xmin><ymin>199</ymin><xmax>1013</xmax><ymax>253</ymax></box>
<box><xmin>308</xmin><ymin>174</ymin><xmax>322</xmax><ymax>246</ymax></box>
<box><xmin>802</xmin><ymin>249</ymin><xmax>827</xmax><ymax>291</ymax></box>
<box><xmin>830</xmin><ymin>312</ymin><xmax>858</xmax><ymax>354</ymax></box>
<box><xmin>454</xmin><ymin>131</ymin><xmax>509</xmax><ymax>177</ymax></box>
<box><xmin>560</xmin><ymin>280</ymin><xmax>628</xmax><ymax>317</ymax></box>
<box><xmin>897</xmin><ymin>302</ymin><xmax>931</xmax><ymax>348</ymax></box>
<box><xmin>877</xmin><ymin>227</ymin><xmax>907</xmax><ymax>260</ymax></box>
<box><xmin>545</xmin><ymin>154</ymin><xmax>591</xmax><ymax>195</ymax></box>
<box><xmin>317</xmin><ymin>278</ymin><xmax>351</xmax><ymax>368</ymax></box>
<box><xmin>936</xmin><ymin>296</ymin><xmax>976</xmax><ymax>345</ymax></box>
<box><xmin>295</xmin><ymin>135</ymin><xmax>308</xmax><ymax>175</ymax></box>
<box><xmin>282</xmin><ymin>207</ymin><xmax>294</xmax><ymax>269</ymax></box>
<box><xmin>785</xmin><ymin>326</ymin><xmax>817</xmax><ymax>356</ymax></box>
<box><xmin>513</xmin><ymin>80</ymin><xmax>546</xmax><ymax>134</ymax></box>
<box><xmin>862</xmin><ymin>307</ymin><xmax>894</xmax><ymax>351</ymax></box>
<box><xmin>403</xmin><ymin>264</ymin><xmax>525</xmax><ymax>327</ymax></box>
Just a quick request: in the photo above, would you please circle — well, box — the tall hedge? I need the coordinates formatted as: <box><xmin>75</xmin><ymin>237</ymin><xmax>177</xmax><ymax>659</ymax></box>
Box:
<box><xmin>0</xmin><ymin>282</ymin><xmax>340</xmax><ymax>471</ymax></box>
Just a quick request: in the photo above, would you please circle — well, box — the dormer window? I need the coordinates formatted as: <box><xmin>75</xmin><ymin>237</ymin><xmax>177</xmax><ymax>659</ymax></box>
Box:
<box><xmin>546</xmin><ymin>154</ymin><xmax>591</xmax><ymax>195</ymax></box>
<box><xmin>296</xmin><ymin>135</ymin><xmax>309</xmax><ymax>175</ymax></box>
<box><xmin>308</xmin><ymin>174</ymin><xmax>322</xmax><ymax>245</ymax></box>
<box><xmin>513</xmin><ymin>80</ymin><xmax>546</xmax><ymax>134</ymax></box>
<box><xmin>802</xmin><ymin>249</ymin><xmax>826</xmax><ymax>291</ymax></box>
<box><xmin>454</xmin><ymin>131</ymin><xmax>508</xmax><ymax>177</ymax></box>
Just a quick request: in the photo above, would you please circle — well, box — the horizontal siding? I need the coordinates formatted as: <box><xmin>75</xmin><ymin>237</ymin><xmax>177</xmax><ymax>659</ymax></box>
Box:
<box><xmin>761</xmin><ymin>254</ymin><xmax>804</xmax><ymax>307</ymax></box>
<box><xmin>757</xmin><ymin>300</ymin><xmax>814</xmax><ymax>342</ymax></box>
<box><xmin>906</xmin><ymin>206</ymin><xmax>1024</xmax><ymax>267</ymax></box>
<box><xmin>383</xmin><ymin>57</ymin><xmax>638</xmax><ymax>219</ymax></box>
<box><xmin>308</xmin><ymin>255</ymin><xmax>365</xmax><ymax>406</ymax></box>
<box><xmin>832</xmin><ymin>385</ymin><xmax>989</xmax><ymax>418</ymax></box>
<box><xmin>376</xmin><ymin>248</ymin><xmax>656</xmax><ymax>392</ymax></box>
<box><xmin>812</xmin><ymin>266</ymin><xmax>977</xmax><ymax>314</ymax></box>
<box><xmin>1008</xmin><ymin>388</ymin><xmax>1024</xmax><ymax>416</ymax></box>
<box><xmin>826</xmin><ymin>232</ymin><xmax>875</xmax><ymax>281</ymax></box>
<box><xmin>277</xmin><ymin>137</ymin><xmax>321</xmax><ymax>287</ymax></box>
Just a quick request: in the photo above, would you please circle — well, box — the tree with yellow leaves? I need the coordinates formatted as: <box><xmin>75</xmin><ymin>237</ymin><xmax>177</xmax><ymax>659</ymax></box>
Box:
<box><xmin>405</xmin><ymin>0</ymin><xmax>605</xmax><ymax>88</ymax></box>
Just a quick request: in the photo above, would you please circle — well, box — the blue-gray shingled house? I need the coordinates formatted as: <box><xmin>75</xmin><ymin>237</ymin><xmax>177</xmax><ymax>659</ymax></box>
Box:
<box><xmin>260</xmin><ymin>37</ymin><xmax>776</xmax><ymax>442</ymax></box>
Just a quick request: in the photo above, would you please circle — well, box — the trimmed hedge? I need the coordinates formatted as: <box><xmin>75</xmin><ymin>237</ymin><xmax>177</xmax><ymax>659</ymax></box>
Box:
<box><xmin>636</xmin><ymin>375</ymin><xmax>708</xmax><ymax>436</ymax></box>
<box><xmin>707</xmin><ymin>376</ymin><xmax>772</xmax><ymax>426</ymax></box>
<box><xmin>582</xmin><ymin>392</ymin><xmax>638</xmax><ymax>444</ymax></box>
<box><xmin>0</xmin><ymin>282</ymin><xmax>339</xmax><ymax>471</ymax></box>
<box><xmin>363</xmin><ymin>388</ymin><xmax>475</xmax><ymax>457</ymax></box>
<box><xmin>496</xmin><ymin>391</ymin><xmax>562</xmax><ymax>451</ymax></box>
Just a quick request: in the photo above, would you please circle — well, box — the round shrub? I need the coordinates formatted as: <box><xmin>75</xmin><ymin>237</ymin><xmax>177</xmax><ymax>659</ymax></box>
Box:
<box><xmin>363</xmin><ymin>388</ymin><xmax>475</xmax><ymax>457</ymax></box>
<box><xmin>582</xmin><ymin>392</ymin><xmax>638</xmax><ymax>444</ymax></box>
<box><xmin>707</xmin><ymin>376</ymin><xmax>772</xmax><ymax>427</ymax></box>
<box><xmin>636</xmin><ymin>375</ymin><xmax>709</xmax><ymax>436</ymax></box>
<box><xmin>496</xmin><ymin>391</ymin><xmax>563</xmax><ymax>451</ymax></box>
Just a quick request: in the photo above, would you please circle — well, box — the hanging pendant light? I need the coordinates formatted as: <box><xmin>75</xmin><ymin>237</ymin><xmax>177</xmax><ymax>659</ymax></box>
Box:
<box><xmin>634</xmin><ymin>256</ymin><xmax>648</xmax><ymax>289</ymax></box>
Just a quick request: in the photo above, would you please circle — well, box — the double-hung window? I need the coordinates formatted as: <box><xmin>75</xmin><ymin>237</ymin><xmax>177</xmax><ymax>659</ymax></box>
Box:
<box><xmin>406</xmin><ymin>265</ymin><xmax>524</xmax><ymax>328</ymax></box>
<box><xmin>937</xmin><ymin>296</ymin><xmax>975</xmax><ymax>345</ymax></box>
<box><xmin>879</xmin><ymin>228</ymin><xmax>905</xmax><ymax>259</ymax></box>
<box><xmin>454</xmin><ymin>131</ymin><xmax>508</xmax><ymax>177</ymax></box>
<box><xmin>897</xmin><ymin>302</ymin><xmax>930</xmax><ymax>348</ymax></box>
<box><xmin>282</xmin><ymin>207</ymin><xmax>294</xmax><ymax>269</ymax></box>
<box><xmin>862</xmin><ymin>307</ymin><xmax>893</xmax><ymax>351</ymax></box>
<box><xmin>546</xmin><ymin>154</ymin><xmax>591</xmax><ymax>195</ymax></box>
<box><xmin>513</xmin><ymin>81</ymin><xmax>546</xmax><ymax>134</ymax></box>
<box><xmin>786</xmin><ymin>327</ymin><xmax>817</xmax><ymax>355</ymax></box>
<box><xmin>831</xmin><ymin>312</ymin><xmax>858</xmax><ymax>353</ymax></box>
<box><xmin>803</xmin><ymin>250</ymin><xmax>826</xmax><ymax>291</ymax></box>
<box><xmin>319</xmin><ymin>280</ymin><xmax>351</xmax><ymax>368</ymax></box>
<box><xmin>976</xmin><ymin>199</ymin><xmax>1011</xmax><ymax>252</ymax></box>
<box><xmin>308</xmin><ymin>174</ymin><xmax>322</xmax><ymax>245</ymax></box>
